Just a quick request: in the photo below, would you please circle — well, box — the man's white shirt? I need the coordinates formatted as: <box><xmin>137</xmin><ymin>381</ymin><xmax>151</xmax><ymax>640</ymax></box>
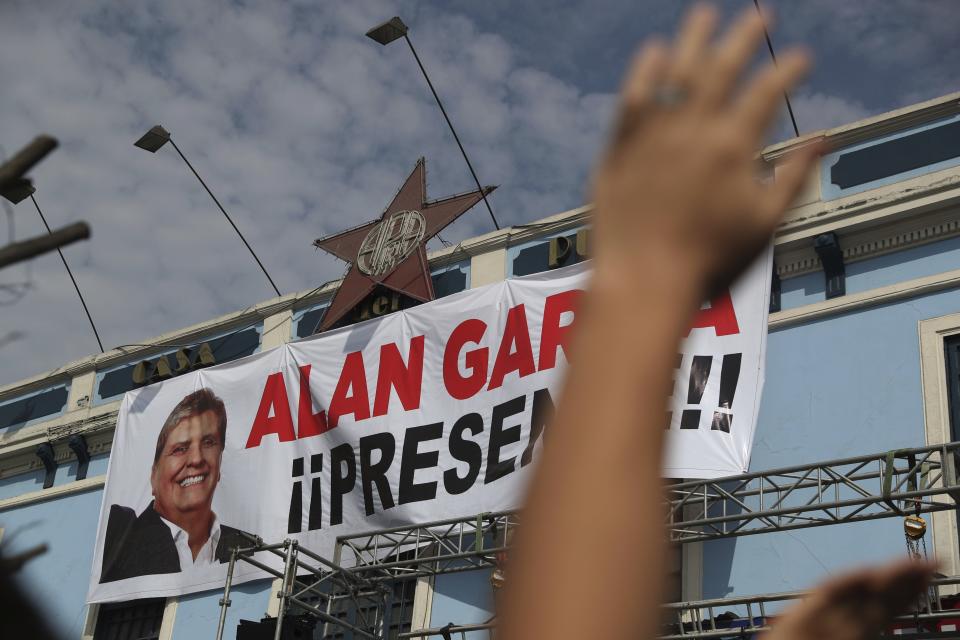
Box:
<box><xmin>158</xmin><ymin>513</ymin><xmax>221</xmax><ymax>571</ymax></box>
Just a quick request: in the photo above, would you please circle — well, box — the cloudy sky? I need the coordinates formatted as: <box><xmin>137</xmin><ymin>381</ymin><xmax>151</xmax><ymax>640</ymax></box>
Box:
<box><xmin>0</xmin><ymin>0</ymin><xmax>957</xmax><ymax>387</ymax></box>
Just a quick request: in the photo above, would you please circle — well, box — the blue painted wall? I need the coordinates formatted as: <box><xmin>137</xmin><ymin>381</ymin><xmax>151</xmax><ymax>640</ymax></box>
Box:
<box><xmin>779</xmin><ymin>234</ymin><xmax>960</xmax><ymax>311</ymax></box>
<box><xmin>429</xmin><ymin>571</ymin><xmax>494</xmax><ymax>640</ymax></box>
<box><xmin>703</xmin><ymin>283</ymin><xmax>960</xmax><ymax>599</ymax></box>
<box><xmin>0</xmin><ymin>453</ymin><xmax>109</xmax><ymax>501</ymax></box>
<box><xmin>0</xmin><ymin>451</ymin><xmax>272</xmax><ymax>638</ymax></box>
<box><xmin>2</xmin><ymin>485</ymin><xmax>104</xmax><ymax>638</ymax></box>
<box><xmin>171</xmin><ymin>579</ymin><xmax>273</xmax><ymax>640</ymax></box>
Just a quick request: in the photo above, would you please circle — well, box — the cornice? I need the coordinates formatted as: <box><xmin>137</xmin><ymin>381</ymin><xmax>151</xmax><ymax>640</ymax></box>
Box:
<box><xmin>763</xmin><ymin>91</ymin><xmax>960</xmax><ymax>161</ymax></box>
<box><xmin>775</xmin><ymin>169</ymin><xmax>960</xmax><ymax>277</ymax></box>
<box><xmin>0</xmin><ymin>404</ymin><xmax>118</xmax><ymax>476</ymax></box>
<box><xmin>0</xmin><ymin>475</ymin><xmax>106</xmax><ymax>513</ymax></box>
<box><xmin>769</xmin><ymin>266</ymin><xmax>960</xmax><ymax>330</ymax></box>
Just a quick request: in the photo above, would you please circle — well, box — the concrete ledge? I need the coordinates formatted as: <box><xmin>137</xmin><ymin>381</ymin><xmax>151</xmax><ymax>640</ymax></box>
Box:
<box><xmin>770</xmin><ymin>267</ymin><xmax>960</xmax><ymax>330</ymax></box>
<box><xmin>0</xmin><ymin>474</ymin><xmax>105</xmax><ymax>513</ymax></box>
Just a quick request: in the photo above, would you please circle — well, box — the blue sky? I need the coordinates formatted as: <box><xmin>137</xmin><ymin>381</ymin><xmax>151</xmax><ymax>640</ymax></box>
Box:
<box><xmin>0</xmin><ymin>0</ymin><xmax>957</xmax><ymax>386</ymax></box>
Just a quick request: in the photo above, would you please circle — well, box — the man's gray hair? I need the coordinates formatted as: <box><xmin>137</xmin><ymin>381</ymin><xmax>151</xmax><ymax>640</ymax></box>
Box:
<box><xmin>152</xmin><ymin>388</ymin><xmax>227</xmax><ymax>466</ymax></box>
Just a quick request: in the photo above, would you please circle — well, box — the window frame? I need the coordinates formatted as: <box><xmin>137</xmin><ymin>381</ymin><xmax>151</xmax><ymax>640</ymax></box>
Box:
<box><xmin>505</xmin><ymin>224</ymin><xmax>588</xmax><ymax>279</ymax></box>
<box><xmin>918</xmin><ymin>312</ymin><xmax>960</xmax><ymax>583</ymax></box>
<box><xmin>92</xmin><ymin>325</ymin><xmax>264</xmax><ymax>405</ymax></box>
<box><xmin>821</xmin><ymin>113</ymin><xmax>960</xmax><ymax>201</ymax></box>
<box><xmin>83</xmin><ymin>597</ymin><xmax>177</xmax><ymax>640</ymax></box>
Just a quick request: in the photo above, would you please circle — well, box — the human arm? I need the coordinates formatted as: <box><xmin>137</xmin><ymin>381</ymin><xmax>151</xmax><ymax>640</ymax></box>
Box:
<box><xmin>495</xmin><ymin>6</ymin><xmax>927</xmax><ymax>640</ymax></box>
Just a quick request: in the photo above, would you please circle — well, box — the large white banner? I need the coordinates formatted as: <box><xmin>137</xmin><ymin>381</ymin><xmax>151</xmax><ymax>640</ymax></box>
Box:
<box><xmin>88</xmin><ymin>256</ymin><xmax>770</xmax><ymax>603</ymax></box>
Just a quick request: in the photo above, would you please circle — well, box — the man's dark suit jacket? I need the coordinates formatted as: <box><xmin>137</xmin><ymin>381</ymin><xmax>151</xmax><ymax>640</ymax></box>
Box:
<box><xmin>100</xmin><ymin>501</ymin><xmax>250</xmax><ymax>583</ymax></box>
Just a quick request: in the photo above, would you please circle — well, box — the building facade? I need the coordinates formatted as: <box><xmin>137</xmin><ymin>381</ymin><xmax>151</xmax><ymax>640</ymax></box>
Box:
<box><xmin>1</xmin><ymin>91</ymin><xmax>960</xmax><ymax>639</ymax></box>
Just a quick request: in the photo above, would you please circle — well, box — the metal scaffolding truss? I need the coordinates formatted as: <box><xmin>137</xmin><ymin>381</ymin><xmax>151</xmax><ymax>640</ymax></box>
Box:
<box><xmin>334</xmin><ymin>442</ymin><xmax>960</xmax><ymax>582</ymax></box>
<box><xmin>668</xmin><ymin>441</ymin><xmax>960</xmax><ymax>542</ymax></box>
<box><xmin>337</xmin><ymin>512</ymin><xmax>517</xmax><ymax>583</ymax></box>
<box><xmin>658</xmin><ymin>575</ymin><xmax>960</xmax><ymax>640</ymax></box>
<box><xmin>397</xmin><ymin>576</ymin><xmax>960</xmax><ymax>640</ymax></box>
<box><xmin>214</xmin><ymin>442</ymin><xmax>960</xmax><ymax>638</ymax></box>
<box><xmin>215</xmin><ymin>536</ymin><xmax>391</xmax><ymax>640</ymax></box>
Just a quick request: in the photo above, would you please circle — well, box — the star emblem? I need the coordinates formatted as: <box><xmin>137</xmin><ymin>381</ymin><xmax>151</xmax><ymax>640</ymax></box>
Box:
<box><xmin>313</xmin><ymin>158</ymin><xmax>495</xmax><ymax>333</ymax></box>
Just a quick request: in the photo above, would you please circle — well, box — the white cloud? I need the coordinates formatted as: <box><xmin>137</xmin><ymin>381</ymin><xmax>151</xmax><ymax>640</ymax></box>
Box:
<box><xmin>0</xmin><ymin>0</ymin><xmax>614</xmax><ymax>386</ymax></box>
<box><xmin>789</xmin><ymin>92</ymin><xmax>871</xmax><ymax>133</ymax></box>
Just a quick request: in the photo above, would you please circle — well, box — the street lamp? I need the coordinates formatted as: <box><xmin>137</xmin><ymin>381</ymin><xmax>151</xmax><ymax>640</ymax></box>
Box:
<box><xmin>366</xmin><ymin>16</ymin><xmax>501</xmax><ymax>231</ymax></box>
<box><xmin>0</xmin><ymin>135</ymin><xmax>57</xmax><ymax>200</ymax></box>
<box><xmin>0</xmin><ymin>136</ymin><xmax>101</xmax><ymax>351</ymax></box>
<box><xmin>0</xmin><ymin>182</ymin><xmax>104</xmax><ymax>352</ymax></box>
<box><xmin>134</xmin><ymin>125</ymin><xmax>282</xmax><ymax>297</ymax></box>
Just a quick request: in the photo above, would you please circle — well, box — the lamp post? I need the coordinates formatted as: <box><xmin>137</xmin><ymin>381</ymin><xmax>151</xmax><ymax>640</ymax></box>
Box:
<box><xmin>27</xmin><ymin>193</ymin><xmax>104</xmax><ymax>352</ymax></box>
<box><xmin>134</xmin><ymin>125</ymin><xmax>282</xmax><ymax>298</ymax></box>
<box><xmin>366</xmin><ymin>17</ymin><xmax>501</xmax><ymax>231</ymax></box>
<box><xmin>0</xmin><ymin>138</ymin><xmax>103</xmax><ymax>352</ymax></box>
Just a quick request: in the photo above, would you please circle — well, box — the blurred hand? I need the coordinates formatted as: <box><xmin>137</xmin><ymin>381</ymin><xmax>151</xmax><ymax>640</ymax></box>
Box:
<box><xmin>592</xmin><ymin>4</ymin><xmax>820</xmax><ymax>299</ymax></box>
<box><xmin>765</xmin><ymin>561</ymin><xmax>936</xmax><ymax>640</ymax></box>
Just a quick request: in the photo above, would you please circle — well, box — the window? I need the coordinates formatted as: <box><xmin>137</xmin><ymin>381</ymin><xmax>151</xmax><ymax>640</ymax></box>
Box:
<box><xmin>94</xmin><ymin>326</ymin><xmax>262</xmax><ymax>404</ymax></box>
<box><xmin>318</xmin><ymin>550</ymin><xmax>418</xmax><ymax>639</ymax></box>
<box><xmin>431</xmin><ymin>262</ymin><xmax>470</xmax><ymax>298</ymax></box>
<box><xmin>508</xmin><ymin>227</ymin><xmax>589</xmax><ymax>278</ymax></box>
<box><xmin>821</xmin><ymin>114</ymin><xmax>960</xmax><ymax>200</ymax></box>
<box><xmin>0</xmin><ymin>384</ymin><xmax>69</xmax><ymax>432</ymax></box>
<box><xmin>945</xmin><ymin>335</ymin><xmax>960</xmax><ymax>443</ymax></box>
<box><xmin>322</xmin><ymin>578</ymin><xmax>414</xmax><ymax>640</ymax></box>
<box><xmin>293</xmin><ymin>303</ymin><xmax>329</xmax><ymax>340</ymax></box>
<box><xmin>919</xmin><ymin>314</ymin><xmax>960</xmax><ymax>581</ymax></box>
<box><xmin>93</xmin><ymin>598</ymin><xmax>166</xmax><ymax>640</ymax></box>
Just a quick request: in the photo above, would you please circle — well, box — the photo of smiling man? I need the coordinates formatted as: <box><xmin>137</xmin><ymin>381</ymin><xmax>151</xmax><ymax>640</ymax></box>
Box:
<box><xmin>100</xmin><ymin>388</ymin><xmax>249</xmax><ymax>583</ymax></box>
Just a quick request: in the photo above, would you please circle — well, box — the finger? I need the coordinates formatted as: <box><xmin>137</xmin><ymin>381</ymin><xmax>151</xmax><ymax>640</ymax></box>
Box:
<box><xmin>733</xmin><ymin>49</ymin><xmax>810</xmax><ymax>140</ymax></box>
<box><xmin>762</xmin><ymin>141</ymin><xmax>823</xmax><ymax>218</ymax></box>
<box><xmin>610</xmin><ymin>40</ymin><xmax>669</xmax><ymax>151</ymax></box>
<box><xmin>621</xmin><ymin>39</ymin><xmax>670</xmax><ymax>112</ymax></box>
<box><xmin>667</xmin><ymin>3</ymin><xmax>718</xmax><ymax>89</ymax></box>
<box><xmin>700</xmin><ymin>9</ymin><xmax>767</xmax><ymax>106</ymax></box>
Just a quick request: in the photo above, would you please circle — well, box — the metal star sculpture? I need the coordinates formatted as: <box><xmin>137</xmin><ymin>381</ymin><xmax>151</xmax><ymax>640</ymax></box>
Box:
<box><xmin>313</xmin><ymin>158</ymin><xmax>496</xmax><ymax>333</ymax></box>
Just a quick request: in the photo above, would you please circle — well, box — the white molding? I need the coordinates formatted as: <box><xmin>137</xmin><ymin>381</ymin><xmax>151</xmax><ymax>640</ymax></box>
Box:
<box><xmin>918</xmin><ymin>313</ymin><xmax>960</xmax><ymax>590</ymax></box>
<box><xmin>158</xmin><ymin>597</ymin><xmax>179</xmax><ymax>640</ymax></box>
<box><xmin>681</xmin><ymin>540</ymin><xmax>703</xmax><ymax>601</ymax></box>
<box><xmin>0</xmin><ymin>475</ymin><xmax>105</xmax><ymax>513</ymax></box>
<box><xmin>769</xmin><ymin>267</ymin><xmax>960</xmax><ymax>330</ymax></box>
<box><xmin>470</xmin><ymin>249</ymin><xmax>507</xmax><ymax>288</ymax></box>
<box><xmin>266</xmin><ymin>577</ymin><xmax>283</xmax><ymax>616</ymax></box>
<box><xmin>68</xmin><ymin>370</ymin><xmax>96</xmax><ymax>412</ymax></box>
<box><xmin>0</xmin><ymin>400</ymin><xmax>119</xmax><ymax>451</ymax></box>
<box><xmin>780</xmin><ymin>176</ymin><xmax>960</xmax><ymax>247</ymax></box>
<box><xmin>763</xmin><ymin>91</ymin><xmax>960</xmax><ymax>160</ymax></box>
<box><xmin>81</xmin><ymin>603</ymin><xmax>99</xmax><ymax>640</ymax></box>
<box><xmin>410</xmin><ymin>575</ymin><xmax>436</xmax><ymax>631</ymax></box>
<box><xmin>777</xmin><ymin>189</ymin><xmax>960</xmax><ymax>278</ymax></box>
<box><xmin>261</xmin><ymin>309</ymin><xmax>293</xmax><ymax>351</ymax></box>
<box><xmin>0</xmin><ymin>408</ymin><xmax>117</xmax><ymax>478</ymax></box>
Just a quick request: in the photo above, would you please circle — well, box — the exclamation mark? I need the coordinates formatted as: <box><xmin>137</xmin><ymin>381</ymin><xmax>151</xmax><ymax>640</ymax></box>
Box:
<box><xmin>711</xmin><ymin>353</ymin><xmax>742</xmax><ymax>432</ymax></box>
<box><xmin>308</xmin><ymin>453</ymin><xmax>324</xmax><ymax>530</ymax></box>
<box><xmin>680</xmin><ymin>355</ymin><xmax>713</xmax><ymax>429</ymax></box>
<box><xmin>666</xmin><ymin>353</ymin><xmax>683</xmax><ymax>429</ymax></box>
<box><xmin>288</xmin><ymin>457</ymin><xmax>303</xmax><ymax>534</ymax></box>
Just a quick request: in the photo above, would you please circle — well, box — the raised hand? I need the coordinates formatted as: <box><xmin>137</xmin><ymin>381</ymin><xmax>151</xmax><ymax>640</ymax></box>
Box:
<box><xmin>591</xmin><ymin>4</ymin><xmax>819</xmax><ymax>300</ymax></box>
<box><xmin>765</xmin><ymin>561</ymin><xmax>936</xmax><ymax>640</ymax></box>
